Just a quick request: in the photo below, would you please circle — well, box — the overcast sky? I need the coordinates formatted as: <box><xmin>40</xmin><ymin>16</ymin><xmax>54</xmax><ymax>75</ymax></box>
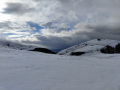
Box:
<box><xmin>0</xmin><ymin>0</ymin><xmax>120</xmax><ymax>52</ymax></box>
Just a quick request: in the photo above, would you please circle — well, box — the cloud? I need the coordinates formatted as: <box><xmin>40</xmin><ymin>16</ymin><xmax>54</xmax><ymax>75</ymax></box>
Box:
<box><xmin>41</xmin><ymin>22</ymin><xmax>52</xmax><ymax>29</ymax></box>
<box><xmin>82</xmin><ymin>23</ymin><xmax>120</xmax><ymax>40</ymax></box>
<box><xmin>2</xmin><ymin>2</ymin><xmax>35</xmax><ymax>15</ymax></box>
<box><xmin>40</xmin><ymin>22</ymin><xmax>70</xmax><ymax>35</ymax></box>
<box><xmin>67</xmin><ymin>22</ymin><xmax>120</xmax><ymax>41</ymax></box>
<box><xmin>19</xmin><ymin>33</ymin><xmax>88</xmax><ymax>50</ymax></box>
<box><xmin>0</xmin><ymin>21</ymin><xmax>36</xmax><ymax>39</ymax></box>
<box><xmin>57</xmin><ymin>0</ymin><xmax>120</xmax><ymax>23</ymax></box>
<box><xmin>8</xmin><ymin>35</ymin><xmax>25</xmax><ymax>38</ymax></box>
<box><xmin>0</xmin><ymin>33</ymin><xmax>6</xmax><ymax>40</ymax></box>
<box><xmin>0</xmin><ymin>0</ymin><xmax>120</xmax><ymax>52</ymax></box>
<box><xmin>0</xmin><ymin>21</ymin><xmax>13</xmax><ymax>30</ymax></box>
<box><xmin>18</xmin><ymin>22</ymin><xmax>120</xmax><ymax>51</ymax></box>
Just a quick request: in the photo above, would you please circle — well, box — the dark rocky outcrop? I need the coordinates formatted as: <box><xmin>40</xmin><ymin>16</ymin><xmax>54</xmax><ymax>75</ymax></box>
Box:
<box><xmin>70</xmin><ymin>52</ymin><xmax>85</xmax><ymax>56</ymax></box>
<box><xmin>100</xmin><ymin>43</ymin><xmax>120</xmax><ymax>54</ymax></box>
<box><xmin>97</xmin><ymin>38</ymin><xmax>102</xmax><ymax>41</ymax></box>
<box><xmin>30</xmin><ymin>48</ymin><xmax>56</xmax><ymax>54</ymax></box>
<box><xmin>115</xmin><ymin>43</ymin><xmax>120</xmax><ymax>53</ymax></box>
<box><xmin>100</xmin><ymin>45</ymin><xmax>115</xmax><ymax>54</ymax></box>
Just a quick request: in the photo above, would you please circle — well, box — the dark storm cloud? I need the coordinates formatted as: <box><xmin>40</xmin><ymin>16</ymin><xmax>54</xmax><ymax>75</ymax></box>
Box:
<box><xmin>80</xmin><ymin>23</ymin><xmax>120</xmax><ymax>40</ymax></box>
<box><xmin>35</xmin><ymin>35</ymin><xmax>72</xmax><ymax>49</ymax></box>
<box><xmin>2</xmin><ymin>2</ymin><xmax>35</xmax><ymax>15</ymax></box>
<box><xmin>20</xmin><ymin>33</ymin><xmax>88</xmax><ymax>51</ymax></box>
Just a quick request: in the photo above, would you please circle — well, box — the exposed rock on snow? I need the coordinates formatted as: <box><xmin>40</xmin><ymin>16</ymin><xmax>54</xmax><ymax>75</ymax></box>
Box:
<box><xmin>70</xmin><ymin>52</ymin><xmax>85</xmax><ymax>56</ymax></box>
<box><xmin>30</xmin><ymin>48</ymin><xmax>56</xmax><ymax>54</ymax></box>
<box><xmin>100</xmin><ymin>43</ymin><xmax>120</xmax><ymax>54</ymax></box>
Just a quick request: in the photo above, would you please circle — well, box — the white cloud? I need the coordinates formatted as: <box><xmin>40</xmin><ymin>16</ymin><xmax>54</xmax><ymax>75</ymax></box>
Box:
<box><xmin>40</xmin><ymin>22</ymin><xmax>71</xmax><ymax>35</ymax></box>
<box><xmin>8</xmin><ymin>35</ymin><xmax>25</xmax><ymax>38</ymax></box>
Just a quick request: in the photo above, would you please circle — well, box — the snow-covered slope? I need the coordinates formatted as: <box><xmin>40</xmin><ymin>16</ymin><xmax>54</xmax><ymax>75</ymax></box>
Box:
<box><xmin>1</xmin><ymin>44</ymin><xmax>120</xmax><ymax>90</ymax></box>
<box><xmin>0</xmin><ymin>39</ymin><xmax>37</xmax><ymax>50</ymax></box>
<box><xmin>58</xmin><ymin>39</ymin><xmax>120</xmax><ymax>55</ymax></box>
<box><xmin>0</xmin><ymin>39</ymin><xmax>55</xmax><ymax>54</ymax></box>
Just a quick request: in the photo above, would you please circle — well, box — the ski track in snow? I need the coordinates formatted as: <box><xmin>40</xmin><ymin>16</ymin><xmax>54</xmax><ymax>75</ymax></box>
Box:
<box><xmin>0</xmin><ymin>47</ymin><xmax>120</xmax><ymax>90</ymax></box>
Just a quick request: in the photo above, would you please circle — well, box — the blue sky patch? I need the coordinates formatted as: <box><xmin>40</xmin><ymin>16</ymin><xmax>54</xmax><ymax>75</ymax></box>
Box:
<box><xmin>27</xmin><ymin>22</ymin><xmax>44</xmax><ymax>34</ymax></box>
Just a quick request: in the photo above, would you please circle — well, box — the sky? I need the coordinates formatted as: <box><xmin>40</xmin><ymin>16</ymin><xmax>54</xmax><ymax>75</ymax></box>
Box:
<box><xmin>0</xmin><ymin>0</ymin><xmax>120</xmax><ymax>52</ymax></box>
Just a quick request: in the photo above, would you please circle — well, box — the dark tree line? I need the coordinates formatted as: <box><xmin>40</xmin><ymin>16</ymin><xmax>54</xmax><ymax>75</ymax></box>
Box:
<box><xmin>100</xmin><ymin>43</ymin><xmax>120</xmax><ymax>54</ymax></box>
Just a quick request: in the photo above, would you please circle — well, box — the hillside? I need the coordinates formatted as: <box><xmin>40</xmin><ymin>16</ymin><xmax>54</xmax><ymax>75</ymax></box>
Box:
<box><xmin>57</xmin><ymin>39</ymin><xmax>120</xmax><ymax>55</ymax></box>
<box><xmin>0</xmin><ymin>39</ymin><xmax>55</xmax><ymax>54</ymax></box>
<box><xmin>0</xmin><ymin>39</ymin><xmax>37</xmax><ymax>50</ymax></box>
<box><xmin>0</xmin><ymin>43</ymin><xmax>120</xmax><ymax>90</ymax></box>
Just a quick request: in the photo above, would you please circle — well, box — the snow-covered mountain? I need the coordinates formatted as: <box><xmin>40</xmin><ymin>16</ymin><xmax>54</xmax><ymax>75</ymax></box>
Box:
<box><xmin>58</xmin><ymin>39</ymin><xmax>120</xmax><ymax>55</ymax></box>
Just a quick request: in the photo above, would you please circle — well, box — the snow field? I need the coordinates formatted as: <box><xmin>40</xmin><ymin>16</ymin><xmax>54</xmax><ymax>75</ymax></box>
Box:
<box><xmin>0</xmin><ymin>47</ymin><xmax>120</xmax><ymax>90</ymax></box>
